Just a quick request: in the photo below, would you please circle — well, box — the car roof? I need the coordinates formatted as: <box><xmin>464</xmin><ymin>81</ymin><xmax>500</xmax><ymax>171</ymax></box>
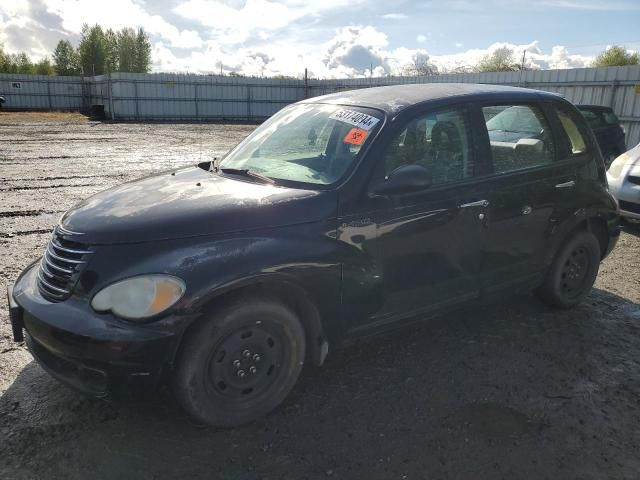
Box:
<box><xmin>302</xmin><ymin>83</ymin><xmax>560</xmax><ymax>116</ymax></box>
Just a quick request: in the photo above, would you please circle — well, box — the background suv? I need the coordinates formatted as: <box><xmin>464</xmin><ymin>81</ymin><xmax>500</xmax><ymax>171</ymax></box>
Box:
<box><xmin>577</xmin><ymin>105</ymin><xmax>627</xmax><ymax>167</ymax></box>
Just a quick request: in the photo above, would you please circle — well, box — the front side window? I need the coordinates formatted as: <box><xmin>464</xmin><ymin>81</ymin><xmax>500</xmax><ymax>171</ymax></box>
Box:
<box><xmin>220</xmin><ymin>104</ymin><xmax>382</xmax><ymax>186</ymax></box>
<box><xmin>483</xmin><ymin>104</ymin><xmax>554</xmax><ymax>174</ymax></box>
<box><xmin>383</xmin><ymin>108</ymin><xmax>473</xmax><ymax>186</ymax></box>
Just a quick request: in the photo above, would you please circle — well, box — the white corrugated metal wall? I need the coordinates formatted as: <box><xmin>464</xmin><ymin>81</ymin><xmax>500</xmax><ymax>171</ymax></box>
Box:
<box><xmin>0</xmin><ymin>74</ymin><xmax>86</xmax><ymax>110</ymax></box>
<box><xmin>1</xmin><ymin>66</ymin><xmax>639</xmax><ymax>147</ymax></box>
<box><xmin>104</xmin><ymin>73</ymin><xmax>303</xmax><ymax>121</ymax></box>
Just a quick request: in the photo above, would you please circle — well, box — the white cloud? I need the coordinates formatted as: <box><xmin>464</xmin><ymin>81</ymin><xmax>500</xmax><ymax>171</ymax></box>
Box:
<box><xmin>0</xmin><ymin>3</ymin><xmax>596</xmax><ymax>78</ymax></box>
<box><xmin>173</xmin><ymin>0</ymin><xmax>362</xmax><ymax>45</ymax></box>
<box><xmin>41</xmin><ymin>0</ymin><xmax>203</xmax><ymax>49</ymax></box>
<box><xmin>148</xmin><ymin>25</ymin><xmax>595</xmax><ymax>79</ymax></box>
<box><xmin>0</xmin><ymin>0</ymin><xmax>30</xmax><ymax>16</ymax></box>
<box><xmin>541</xmin><ymin>0</ymin><xmax>640</xmax><ymax>10</ymax></box>
<box><xmin>381</xmin><ymin>13</ymin><xmax>408</xmax><ymax>20</ymax></box>
<box><xmin>430</xmin><ymin>41</ymin><xmax>593</xmax><ymax>73</ymax></box>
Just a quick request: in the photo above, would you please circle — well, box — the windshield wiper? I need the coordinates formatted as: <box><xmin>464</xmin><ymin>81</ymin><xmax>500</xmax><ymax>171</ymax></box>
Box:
<box><xmin>219</xmin><ymin>167</ymin><xmax>275</xmax><ymax>184</ymax></box>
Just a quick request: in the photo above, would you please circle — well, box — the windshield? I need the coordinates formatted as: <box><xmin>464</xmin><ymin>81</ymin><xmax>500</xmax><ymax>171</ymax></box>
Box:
<box><xmin>486</xmin><ymin>106</ymin><xmax>543</xmax><ymax>135</ymax></box>
<box><xmin>219</xmin><ymin>104</ymin><xmax>382</xmax><ymax>186</ymax></box>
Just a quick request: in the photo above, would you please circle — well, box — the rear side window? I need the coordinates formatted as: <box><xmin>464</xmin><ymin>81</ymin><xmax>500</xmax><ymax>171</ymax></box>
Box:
<box><xmin>383</xmin><ymin>108</ymin><xmax>473</xmax><ymax>186</ymax></box>
<box><xmin>555</xmin><ymin>107</ymin><xmax>588</xmax><ymax>155</ymax></box>
<box><xmin>602</xmin><ymin>110</ymin><xmax>620</xmax><ymax>125</ymax></box>
<box><xmin>483</xmin><ymin>104</ymin><xmax>554</xmax><ymax>174</ymax></box>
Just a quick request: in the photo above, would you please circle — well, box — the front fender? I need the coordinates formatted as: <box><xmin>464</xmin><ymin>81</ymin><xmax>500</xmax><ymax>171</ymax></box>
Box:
<box><xmin>82</xmin><ymin>221</ymin><xmax>341</xmax><ymax>359</ymax></box>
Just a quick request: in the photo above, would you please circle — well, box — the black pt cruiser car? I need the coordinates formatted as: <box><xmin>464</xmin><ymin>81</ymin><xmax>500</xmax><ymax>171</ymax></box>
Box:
<box><xmin>8</xmin><ymin>84</ymin><xmax>620</xmax><ymax>427</ymax></box>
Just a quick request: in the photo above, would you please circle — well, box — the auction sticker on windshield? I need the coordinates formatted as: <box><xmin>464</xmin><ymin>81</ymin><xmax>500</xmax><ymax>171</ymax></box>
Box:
<box><xmin>344</xmin><ymin>128</ymin><xmax>369</xmax><ymax>145</ymax></box>
<box><xmin>330</xmin><ymin>109</ymin><xmax>380</xmax><ymax>131</ymax></box>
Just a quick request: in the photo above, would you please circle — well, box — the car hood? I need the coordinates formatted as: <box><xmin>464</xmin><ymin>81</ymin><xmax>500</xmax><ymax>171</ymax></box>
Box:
<box><xmin>613</xmin><ymin>143</ymin><xmax>640</xmax><ymax>166</ymax></box>
<box><xmin>60</xmin><ymin>166</ymin><xmax>337</xmax><ymax>245</ymax></box>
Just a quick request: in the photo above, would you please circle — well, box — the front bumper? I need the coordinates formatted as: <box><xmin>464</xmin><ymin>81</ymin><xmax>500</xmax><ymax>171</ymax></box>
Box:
<box><xmin>608</xmin><ymin>166</ymin><xmax>640</xmax><ymax>220</ymax></box>
<box><xmin>8</xmin><ymin>263</ymin><xmax>188</xmax><ymax>397</ymax></box>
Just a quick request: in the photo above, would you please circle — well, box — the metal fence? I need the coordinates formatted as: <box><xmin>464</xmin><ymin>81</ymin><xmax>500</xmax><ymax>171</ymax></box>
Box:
<box><xmin>0</xmin><ymin>74</ymin><xmax>86</xmax><ymax>110</ymax></box>
<box><xmin>2</xmin><ymin>66</ymin><xmax>640</xmax><ymax>147</ymax></box>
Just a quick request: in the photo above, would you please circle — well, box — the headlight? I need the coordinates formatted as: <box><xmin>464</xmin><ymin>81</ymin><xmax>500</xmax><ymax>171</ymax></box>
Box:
<box><xmin>607</xmin><ymin>153</ymin><xmax>628</xmax><ymax>179</ymax></box>
<box><xmin>91</xmin><ymin>275</ymin><xmax>185</xmax><ymax>320</ymax></box>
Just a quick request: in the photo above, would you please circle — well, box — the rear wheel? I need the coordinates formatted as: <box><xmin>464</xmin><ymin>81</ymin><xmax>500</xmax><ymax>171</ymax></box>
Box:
<box><xmin>536</xmin><ymin>231</ymin><xmax>601</xmax><ymax>308</ymax></box>
<box><xmin>173</xmin><ymin>297</ymin><xmax>306</xmax><ymax>427</ymax></box>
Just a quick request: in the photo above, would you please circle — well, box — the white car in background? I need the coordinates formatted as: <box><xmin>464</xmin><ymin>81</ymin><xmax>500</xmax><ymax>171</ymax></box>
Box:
<box><xmin>607</xmin><ymin>143</ymin><xmax>640</xmax><ymax>223</ymax></box>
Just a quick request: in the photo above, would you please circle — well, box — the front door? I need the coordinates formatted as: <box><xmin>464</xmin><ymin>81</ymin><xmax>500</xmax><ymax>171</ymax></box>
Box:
<box><xmin>348</xmin><ymin>105</ymin><xmax>489</xmax><ymax>332</ymax></box>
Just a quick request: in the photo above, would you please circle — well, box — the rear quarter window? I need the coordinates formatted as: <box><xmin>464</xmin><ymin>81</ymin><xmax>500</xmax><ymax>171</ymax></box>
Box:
<box><xmin>554</xmin><ymin>106</ymin><xmax>589</xmax><ymax>156</ymax></box>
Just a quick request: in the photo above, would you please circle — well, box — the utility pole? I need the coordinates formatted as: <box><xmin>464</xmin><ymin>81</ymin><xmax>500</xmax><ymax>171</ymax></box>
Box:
<box><xmin>519</xmin><ymin>50</ymin><xmax>527</xmax><ymax>86</ymax></box>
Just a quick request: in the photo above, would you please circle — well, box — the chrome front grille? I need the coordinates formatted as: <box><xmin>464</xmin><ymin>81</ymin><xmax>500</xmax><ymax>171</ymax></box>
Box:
<box><xmin>38</xmin><ymin>227</ymin><xmax>93</xmax><ymax>302</ymax></box>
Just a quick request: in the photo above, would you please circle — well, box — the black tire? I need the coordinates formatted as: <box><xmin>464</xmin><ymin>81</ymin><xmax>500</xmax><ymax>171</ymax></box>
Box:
<box><xmin>173</xmin><ymin>297</ymin><xmax>306</xmax><ymax>427</ymax></box>
<box><xmin>536</xmin><ymin>231</ymin><xmax>601</xmax><ymax>308</ymax></box>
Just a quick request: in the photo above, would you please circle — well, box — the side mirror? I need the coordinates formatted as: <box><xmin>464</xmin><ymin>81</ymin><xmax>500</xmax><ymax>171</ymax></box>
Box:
<box><xmin>373</xmin><ymin>164</ymin><xmax>432</xmax><ymax>196</ymax></box>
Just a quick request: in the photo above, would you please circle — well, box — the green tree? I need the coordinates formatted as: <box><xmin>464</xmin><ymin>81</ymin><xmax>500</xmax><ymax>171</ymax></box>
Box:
<box><xmin>78</xmin><ymin>23</ymin><xmax>107</xmax><ymax>75</ymax></box>
<box><xmin>593</xmin><ymin>45</ymin><xmax>639</xmax><ymax>67</ymax></box>
<box><xmin>14</xmin><ymin>52</ymin><xmax>34</xmax><ymax>74</ymax></box>
<box><xmin>134</xmin><ymin>27</ymin><xmax>152</xmax><ymax>73</ymax></box>
<box><xmin>104</xmin><ymin>28</ymin><xmax>119</xmax><ymax>72</ymax></box>
<box><xmin>0</xmin><ymin>45</ymin><xmax>12</xmax><ymax>73</ymax></box>
<box><xmin>117</xmin><ymin>27</ymin><xmax>137</xmax><ymax>72</ymax></box>
<box><xmin>403</xmin><ymin>54</ymin><xmax>439</xmax><ymax>76</ymax></box>
<box><xmin>34</xmin><ymin>57</ymin><xmax>54</xmax><ymax>75</ymax></box>
<box><xmin>476</xmin><ymin>47</ymin><xmax>519</xmax><ymax>72</ymax></box>
<box><xmin>53</xmin><ymin>40</ymin><xmax>80</xmax><ymax>75</ymax></box>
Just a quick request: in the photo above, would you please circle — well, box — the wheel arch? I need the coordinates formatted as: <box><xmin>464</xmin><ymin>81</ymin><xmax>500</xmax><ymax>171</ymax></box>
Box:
<box><xmin>176</xmin><ymin>274</ymin><xmax>330</xmax><ymax>368</ymax></box>
<box><xmin>546</xmin><ymin>213</ymin><xmax>611</xmax><ymax>267</ymax></box>
<box><xmin>586</xmin><ymin>216</ymin><xmax>610</xmax><ymax>259</ymax></box>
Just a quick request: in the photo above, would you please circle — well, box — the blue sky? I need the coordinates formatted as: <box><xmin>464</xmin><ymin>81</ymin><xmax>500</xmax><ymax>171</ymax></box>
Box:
<box><xmin>1</xmin><ymin>0</ymin><xmax>639</xmax><ymax>77</ymax></box>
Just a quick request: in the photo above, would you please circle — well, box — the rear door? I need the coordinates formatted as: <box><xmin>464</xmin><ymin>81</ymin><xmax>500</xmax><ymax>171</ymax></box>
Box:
<box><xmin>476</xmin><ymin>101</ymin><xmax>576</xmax><ymax>292</ymax></box>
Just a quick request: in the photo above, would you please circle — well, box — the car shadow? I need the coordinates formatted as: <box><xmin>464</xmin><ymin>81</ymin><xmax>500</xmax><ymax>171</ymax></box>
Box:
<box><xmin>623</xmin><ymin>221</ymin><xmax>640</xmax><ymax>237</ymax></box>
<box><xmin>2</xmin><ymin>287</ymin><xmax>640</xmax><ymax>479</ymax></box>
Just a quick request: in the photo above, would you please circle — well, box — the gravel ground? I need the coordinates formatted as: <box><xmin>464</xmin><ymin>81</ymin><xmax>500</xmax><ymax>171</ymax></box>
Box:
<box><xmin>1</xmin><ymin>112</ymin><xmax>640</xmax><ymax>480</ymax></box>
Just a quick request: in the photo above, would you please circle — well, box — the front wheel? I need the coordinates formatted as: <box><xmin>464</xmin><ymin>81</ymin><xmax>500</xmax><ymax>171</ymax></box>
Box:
<box><xmin>173</xmin><ymin>297</ymin><xmax>306</xmax><ymax>427</ymax></box>
<box><xmin>536</xmin><ymin>231</ymin><xmax>601</xmax><ymax>309</ymax></box>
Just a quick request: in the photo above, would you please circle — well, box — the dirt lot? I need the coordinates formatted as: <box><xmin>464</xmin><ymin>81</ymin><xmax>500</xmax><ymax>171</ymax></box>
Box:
<box><xmin>1</xmin><ymin>112</ymin><xmax>640</xmax><ymax>479</ymax></box>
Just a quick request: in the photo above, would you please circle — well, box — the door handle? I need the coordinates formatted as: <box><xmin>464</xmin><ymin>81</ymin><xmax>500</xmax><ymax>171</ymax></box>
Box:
<box><xmin>460</xmin><ymin>200</ymin><xmax>489</xmax><ymax>208</ymax></box>
<box><xmin>555</xmin><ymin>180</ymin><xmax>575</xmax><ymax>189</ymax></box>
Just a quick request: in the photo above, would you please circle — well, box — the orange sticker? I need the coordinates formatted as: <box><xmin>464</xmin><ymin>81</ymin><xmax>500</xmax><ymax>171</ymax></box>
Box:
<box><xmin>344</xmin><ymin>128</ymin><xmax>369</xmax><ymax>145</ymax></box>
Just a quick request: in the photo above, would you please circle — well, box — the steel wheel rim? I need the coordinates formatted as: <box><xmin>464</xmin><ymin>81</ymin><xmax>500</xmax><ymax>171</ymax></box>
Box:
<box><xmin>206</xmin><ymin>323</ymin><xmax>286</xmax><ymax>401</ymax></box>
<box><xmin>559</xmin><ymin>245</ymin><xmax>590</xmax><ymax>297</ymax></box>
